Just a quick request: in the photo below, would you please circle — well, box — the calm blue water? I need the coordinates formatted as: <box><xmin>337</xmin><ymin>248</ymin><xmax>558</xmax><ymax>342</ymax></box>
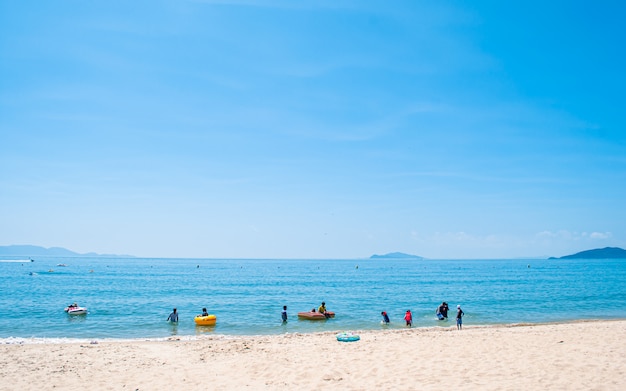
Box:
<box><xmin>1</xmin><ymin>257</ymin><xmax>625</xmax><ymax>341</ymax></box>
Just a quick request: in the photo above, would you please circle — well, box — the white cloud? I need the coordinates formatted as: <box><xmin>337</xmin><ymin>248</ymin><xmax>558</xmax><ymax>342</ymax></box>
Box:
<box><xmin>589</xmin><ymin>231</ymin><xmax>612</xmax><ymax>239</ymax></box>
<box><xmin>536</xmin><ymin>230</ymin><xmax>573</xmax><ymax>239</ymax></box>
<box><xmin>535</xmin><ymin>230</ymin><xmax>613</xmax><ymax>242</ymax></box>
<box><xmin>536</xmin><ymin>230</ymin><xmax>556</xmax><ymax>238</ymax></box>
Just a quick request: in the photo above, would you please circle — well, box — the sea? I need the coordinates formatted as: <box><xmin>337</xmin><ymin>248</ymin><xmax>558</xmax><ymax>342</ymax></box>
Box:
<box><xmin>1</xmin><ymin>256</ymin><xmax>625</xmax><ymax>343</ymax></box>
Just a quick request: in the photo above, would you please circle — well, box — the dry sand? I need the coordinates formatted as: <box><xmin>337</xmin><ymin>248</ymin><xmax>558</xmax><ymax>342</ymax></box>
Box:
<box><xmin>1</xmin><ymin>320</ymin><xmax>624</xmax><ymax>390</ymax></box>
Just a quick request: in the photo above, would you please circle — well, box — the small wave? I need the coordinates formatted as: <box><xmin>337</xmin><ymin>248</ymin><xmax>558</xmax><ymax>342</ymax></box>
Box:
<box><xmin>0</xmin><ymin>260</ymin><xmax>33</xmax><ymax>263</ymax></box>
<box><xmin>0</xmin><ymin>335</ymin><xmax>197</xmax><ymax>345</ymax></box>
<box><xmin>0</xmin><ymin>333</ymin><xmax>250</xmax><ymax>345</ymax></box>
<box><xmin>1</xmin><ymin>337</ymin><xmax>94</xmax><ymax>345</ymax></box>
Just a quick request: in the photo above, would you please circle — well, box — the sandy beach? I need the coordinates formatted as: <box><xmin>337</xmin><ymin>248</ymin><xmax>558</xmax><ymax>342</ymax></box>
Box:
<box><xmin>1</xmin><ymin>320</ymin><xmax>624</xmax><ymax>390</ymax></box>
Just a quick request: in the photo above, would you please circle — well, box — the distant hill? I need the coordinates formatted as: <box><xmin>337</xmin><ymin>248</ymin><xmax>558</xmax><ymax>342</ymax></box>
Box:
<box><xmin>370</xmin><ymin>252</ymin><xmax>423</xmax><ymax>260</ymax></box>
<box><xmin>552</xmin><ymin>247</ymin><xmax>626</xmax><ymax>259</ymax></box>
<box><xmin>0</xmin><ymin>245</ymin><xmax>134</xmax><ymax>258</ymax></box>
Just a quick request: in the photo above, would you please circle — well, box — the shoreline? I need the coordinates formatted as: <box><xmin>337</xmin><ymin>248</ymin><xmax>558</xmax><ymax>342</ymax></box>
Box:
<box><xmin>2</xmin><ymin>317</ymin><xmax>624</xmax><ymax>345</ymax></box>
<box><xmin>2</xmin><ymin>319</ymin><xmax>624</xmax><ymax>390</ymax></box>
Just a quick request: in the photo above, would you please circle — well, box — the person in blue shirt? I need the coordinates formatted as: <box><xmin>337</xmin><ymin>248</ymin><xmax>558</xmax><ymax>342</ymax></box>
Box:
<box><xmin>381</xmin><ymin>311</ymin><xmax>390</xmax><ymax>324</ymax></box>
<box><xmin>167</xmin><ymin>308</ymin><xmax>178</xmax><ymax>322</ymax></box>
<box><xmin>281</xmin><ymin>305</ymin><xmax>288</xmax><ymax>323</ymax></box>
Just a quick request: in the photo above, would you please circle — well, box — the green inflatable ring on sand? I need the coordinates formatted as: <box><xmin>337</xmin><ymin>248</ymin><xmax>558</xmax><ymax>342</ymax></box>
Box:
<box><xmin>336</xmin><ymin>332</ymin><xmax>360</xmax><ymax>342</ymax></box>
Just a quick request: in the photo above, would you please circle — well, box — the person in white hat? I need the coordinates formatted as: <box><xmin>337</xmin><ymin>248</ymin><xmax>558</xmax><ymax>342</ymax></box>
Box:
<box><xmin>456</xmin><ymin>305</ymin><xmax>465</xmax><ymax>330</ymax></box>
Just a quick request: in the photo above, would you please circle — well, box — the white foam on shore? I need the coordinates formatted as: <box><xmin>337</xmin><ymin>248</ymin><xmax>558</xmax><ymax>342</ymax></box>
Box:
<box><xmin>0</xmin><ymin>332</ymin><xmax>310</xmax><ymax>345</ymax></box>
<box><xmin>0</xmin><ymin>334</ymin><xmax>227</xmax><ymax>345</ymax></box>
<box><xmin>2</xmin><ymin>337</ymin><xmax>94</xmax><ymax>345</ymax></box>
<box><xmin>3</xmin><ymin>319</ymin><xmax>619</xmax><ymax>345</ymax></box>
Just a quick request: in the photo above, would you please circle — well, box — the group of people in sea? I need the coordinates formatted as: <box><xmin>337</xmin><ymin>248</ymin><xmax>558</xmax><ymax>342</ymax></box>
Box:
<box><xmin>167</xmin><ymin>307</ymin><xmax>211</xmax><ymax>322</ymax></box>
<box><xmin>166</xmin><ymin>301</ymin><xmax>465</xmax><ymax>330</ymax></box>
<box><xmin>381</xmin><ymin>302</ymin><xmax>464</xmax><ymax>330</ymax></box>
<box><xmin>434</xmin><ymin>301</ymin><xmax>465</xmax><ymax>330</ymax></box>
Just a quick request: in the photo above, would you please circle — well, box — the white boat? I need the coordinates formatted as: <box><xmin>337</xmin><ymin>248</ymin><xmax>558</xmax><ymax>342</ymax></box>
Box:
<box><xmin>64</xmin><ymin>306</ymin><xmax>87</xmax><ymax>315</ymax></box>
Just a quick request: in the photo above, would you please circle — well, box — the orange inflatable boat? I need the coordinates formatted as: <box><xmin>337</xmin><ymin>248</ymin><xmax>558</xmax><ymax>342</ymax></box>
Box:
<box><xmin>297</xmin><ymin>311</ymin><xmax>335</xmax><ymax>320</ymax></box>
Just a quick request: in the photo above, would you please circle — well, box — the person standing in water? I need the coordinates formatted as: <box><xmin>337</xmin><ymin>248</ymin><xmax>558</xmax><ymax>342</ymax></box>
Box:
<box><xmin>456</xmin><ymin>305</ymin><xmax>465</xmax><ymax>330</ymax></box>
<box><xmin>404</xmin><ymin>310</ymin><xmax>412</xmax><ymax>327</ymax></box>
<box><xmin>281</xmin><ymin>305</ymin><xmax>288</xmax><ymax>323</ymax></box>
<box><xmin>436</xmin><ymin>302</ymin><xmax>449</xmax><ymax>320</ymax></box>
<box><xmin>167</xmin><ymin>308</ymin><xmax>178</xmax><ymax>323</ymax></box>
<box><xmin>381</xmin><ymin>311</ymin><xmax>390</xmax><ymax>324</ymax></box>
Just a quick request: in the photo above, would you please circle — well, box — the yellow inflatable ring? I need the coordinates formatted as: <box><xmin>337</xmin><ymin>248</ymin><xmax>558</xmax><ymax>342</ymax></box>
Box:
<box><xmin>194</xmin><ymin>314</ymin><xmax>217</xmax><ymax>326</ymax></box>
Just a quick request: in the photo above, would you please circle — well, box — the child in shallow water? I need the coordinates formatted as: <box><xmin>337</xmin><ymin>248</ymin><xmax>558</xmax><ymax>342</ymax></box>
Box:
<box><xmin>456</xmin><ymin>305</ymin><xmax>465</xmax><ymax>330</ymax></box>
<box><xmin>404</xmin><ymin>310</ymin><xmax>412</xmax><ymax>327</ymax></box>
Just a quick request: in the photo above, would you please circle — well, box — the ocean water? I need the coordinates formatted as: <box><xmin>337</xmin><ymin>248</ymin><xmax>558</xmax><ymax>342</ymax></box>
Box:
<box><xmin>1</xmin><ymin>256</ymin><xmax>625</xmax><ymax>341</ymax></box>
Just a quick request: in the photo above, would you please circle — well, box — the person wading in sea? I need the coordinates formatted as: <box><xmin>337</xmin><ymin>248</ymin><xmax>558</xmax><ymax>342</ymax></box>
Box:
<box><xmin>167</xmin><ymin>308</ymin><xmax>178</xmax><ymax>323</ymax></box>
<box><xmin>456</xmin><ymin>305</ymin><xmax>465</xmax><ymax>330</ymax></box>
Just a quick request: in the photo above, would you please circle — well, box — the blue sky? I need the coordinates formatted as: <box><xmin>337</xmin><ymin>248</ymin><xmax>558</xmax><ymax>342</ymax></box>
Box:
<box><xmin>1</xmin><ymin>0</ymin><xmax>625</xmax><ymax>259</ymax></box>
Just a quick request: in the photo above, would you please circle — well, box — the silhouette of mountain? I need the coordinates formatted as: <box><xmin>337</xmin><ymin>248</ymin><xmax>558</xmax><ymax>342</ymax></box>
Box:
<box><xmin>0</xmin><ymin>245</ymin><xmax>134</xmax><ymax>258</ymax></box>
<box><xmin>370</xmin><ymin>252</ymin><xmax>423</xmax><ymax>260</ymax></box>
<box><xmin>552</xmin><ymin>247</ymin><xmax>626</xmax><ymax>259</ymax></box>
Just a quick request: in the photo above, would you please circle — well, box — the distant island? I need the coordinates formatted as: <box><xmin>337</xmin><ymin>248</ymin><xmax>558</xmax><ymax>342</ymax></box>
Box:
<box><xmin>370</xmin><ymin>252</ymin><xmax>423</xmax><ymax>260</ymax></box>
<box><xmin>0</xmin><ymin>245</ymin><xmax>134</xmax><ymax>258</ymax></box>
<box><xmin>550</xmin><ymin>247</ymin><xmax>626</xmax><ymax>259</ymax></box>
